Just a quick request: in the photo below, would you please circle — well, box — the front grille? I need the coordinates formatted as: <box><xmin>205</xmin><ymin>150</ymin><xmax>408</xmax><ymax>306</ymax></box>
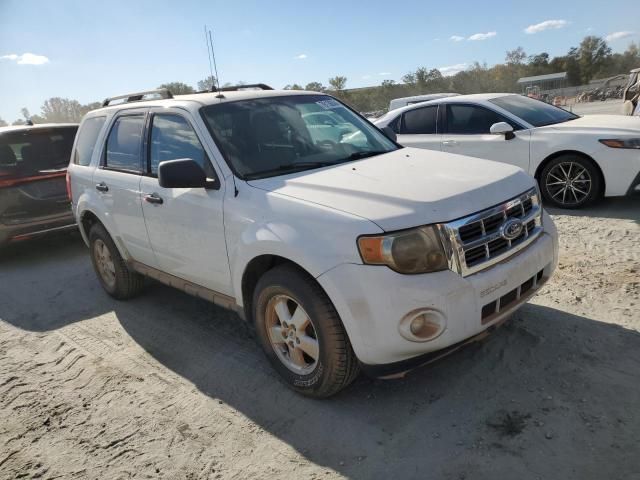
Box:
<box><xmin>481</xmin><ymin>269</ymin><xmax>546</xmax><ymax>323</ymax></box>
<box><xmin>438</xmin><ymin>189</ymin><xmax>543</xmax><ymax>276</ymax></box>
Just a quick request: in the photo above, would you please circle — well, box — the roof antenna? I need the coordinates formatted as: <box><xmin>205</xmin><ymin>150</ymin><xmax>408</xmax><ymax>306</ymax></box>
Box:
<box><xmin>207</xmin><ymin>27</ymin><xmax>223</xmax><ymax>98</ymax></box>
<box><xmin>204</xmin><ymin>25</ymin><xmax>216</xmax><ymax>92</ymax></box>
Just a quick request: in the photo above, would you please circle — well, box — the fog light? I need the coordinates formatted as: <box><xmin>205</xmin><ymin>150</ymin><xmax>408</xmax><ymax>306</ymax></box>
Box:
<box><xmin>399</xmin><ymin>309</ymin><xmax>446</xmax><ymax>342</ymax></box>
<box><xmin>410</xmin><ymin>315</ymin><xmax>426</xmax><ymax>335</ymax></box>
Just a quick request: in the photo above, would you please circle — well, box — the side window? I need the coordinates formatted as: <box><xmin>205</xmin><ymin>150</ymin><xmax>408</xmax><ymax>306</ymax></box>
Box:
<box><xmin>149</xmin><ymin>114</ymin><xmax>214</xmax><ymax>177</ymax></box>
<box><xmin>73</xmin><ymin>116</ymin><xmax>106</xmax><ymax>166</ymax></box>
<box><xmin>447</xmin><ymin>105</ymin><xmax>514</xmax><ymax>134</ymax></box>
<box><xmin>400</xmin><ymin>106</ymin><xmax>438</xmax><ymax>134</ymax></box>
<box><xmin>105</xmin><ymin>115</ymin><xmax>144</xmax><ymax>172</ymax></box>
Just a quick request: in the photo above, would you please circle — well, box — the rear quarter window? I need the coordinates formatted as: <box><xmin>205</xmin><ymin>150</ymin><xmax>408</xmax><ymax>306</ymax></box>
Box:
<box><xmin>73</xmin><ymin>116</ymin><xmax>107</xmax><ymax>166</ymax></box>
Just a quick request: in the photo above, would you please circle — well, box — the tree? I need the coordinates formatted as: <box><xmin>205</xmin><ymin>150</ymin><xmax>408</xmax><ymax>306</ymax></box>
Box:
<box><xmin>40</xmin><ymin>98</ymin><xmax>85</xmax><ymax>123</ymax></box>
<box><xmin>158</xmin><ymin>82</ymin><xmax>195</xmax><ymax>94</ymax></box>
<box><xmin>505</xmin><ymin>47</ymin><xmax>526</xmax><ymax>65</ymax></box>
<box><xmin>197</xmin><ymin>75</ymin><xmax>217</xmax><ymax>91</ymax></box>
<box><xmin>305</xmin><ymin>81</ymin><xmax>325</xmax><ymax>92</ymax></box>
<box><xmin>283</xmin><ymin>84</ymin><xmax>303</xmax><ymax>90</ymax></box>
<box><xmin>328</xmin><ymin>76</ymin><xmax>347</xmax><ymax>91</ymax></box>
<box><xmin>381</xmin><ymin>80</ymin><xmax>396</xmax><ymax>88</ymax></box>
<box><xmin>575</xmin><ymin>36</ymin><xmax>612</xmax><ymax>83</ymax></box>
<box><xmin>0</xmin><ymin>117</ymin><xmax>7</xmax><ymax>127</ymax></box>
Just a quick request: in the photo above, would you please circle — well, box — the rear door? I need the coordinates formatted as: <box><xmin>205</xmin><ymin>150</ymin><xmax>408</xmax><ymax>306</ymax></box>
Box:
<box><xmin>93</xmin><ymin>109</ymin><xmax>156</xmax><ymax>266</ymax></box>
<box><xmin>395</xmin><ymin>104</ymin><xmax>442</xmax><ymax>151</ymax></box>
<box><xmin>0</xmin><ymin>126</ymin><xmax>77</xmax><ymax>230</ymax></box>
<box><xmin>441</xmin><ymin>103</ymin><xmax>530</xmax><ymax>172</ymax></box>
<box><xmin>139</xmin><ymin>109</ymin><xmax>231</xmax><ymax>295</ymax></box>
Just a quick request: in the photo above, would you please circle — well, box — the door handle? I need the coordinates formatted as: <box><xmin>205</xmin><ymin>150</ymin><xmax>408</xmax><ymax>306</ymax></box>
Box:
<box><xmin>144</xmin><ymin>193</ymin><xmax>163</xmax><ymax>205</ymax></box>
<box><xmin>442</xmin><ymin>140</ymin><xmax>458</xmax><ymax>147</ymax></box>
<box><xmin>95</xmin><ymin>182</ymin><xmax>109</xmax><ymax>192</ymax></box>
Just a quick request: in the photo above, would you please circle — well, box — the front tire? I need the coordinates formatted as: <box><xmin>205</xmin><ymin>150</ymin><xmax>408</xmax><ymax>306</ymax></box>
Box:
<box><xmin>539</xmin><ymin>155</ymin><xmax>601</xmax><ymax>209</ymax></box>
<box><xmin>89</xmin><ymin>223</ymin><xmax>144</xmax><ymax>299</ymax></box>
<box><xmin>253</xmin><ymin>264</ymin><xmax>359</xmax><ymax>398</ymax></box>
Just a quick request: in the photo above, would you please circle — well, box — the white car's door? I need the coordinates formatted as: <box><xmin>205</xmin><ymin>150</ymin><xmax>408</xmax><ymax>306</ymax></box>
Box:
<box><xmin>440</xmin><ymin>103</ymin><xmax>531</xmax><ymax>172</ymax></box>
<box><xmin>139</xmin><ymin>110</ymin><xmax>232</xmax><ymax>296</ymax></box>
<box><xmin>94</xmin><ymin>110</ymin><xmax>157</xmax><ymax>267</ymax></box>
<box><xmin>395</xmin><ymin>104</ymin><xmax>442</xmax><ymax>151</ymax></box>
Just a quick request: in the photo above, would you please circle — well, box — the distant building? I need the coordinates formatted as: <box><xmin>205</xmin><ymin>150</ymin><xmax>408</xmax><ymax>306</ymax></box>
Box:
<box><xmin>517</xmin><ymin>72</ymin><xmax>568</xmax><ymax>93</ymax></box>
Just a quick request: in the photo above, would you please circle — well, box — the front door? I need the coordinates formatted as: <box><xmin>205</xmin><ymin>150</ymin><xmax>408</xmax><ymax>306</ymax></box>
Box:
<box><xmin>139</xmin><ymin>110</ymin><xmax>232</xmax><ymax>296</ymax></box>
<box><xmin>440</xmin><ymin>103</ymin><xmax>531</xmax><ymax>173</ymax></box>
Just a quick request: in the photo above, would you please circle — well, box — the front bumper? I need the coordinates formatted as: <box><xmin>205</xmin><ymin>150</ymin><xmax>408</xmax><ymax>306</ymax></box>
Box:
<box><xmin>317</xmin><ymin>212</ymin><xmax>558</xmax><ymax>372</ymax></box>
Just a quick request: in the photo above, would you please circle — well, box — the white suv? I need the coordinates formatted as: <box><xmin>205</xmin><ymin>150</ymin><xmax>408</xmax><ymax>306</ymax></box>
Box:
<box><xmin>68</xmin><ymin>85</ymin><xmax>558</xmax><ymax>397</ymax></box>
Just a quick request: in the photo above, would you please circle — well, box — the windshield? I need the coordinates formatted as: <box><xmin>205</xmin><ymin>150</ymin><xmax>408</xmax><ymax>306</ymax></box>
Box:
<box><xmin>489</xmin><ymin>95</ymin><xmax>578</xmax><ymax>127</ymax></box>
<box><xmin>200</xmin><ymin>94</ymin><xmax>398</xmax><ymax>179</ymax></box>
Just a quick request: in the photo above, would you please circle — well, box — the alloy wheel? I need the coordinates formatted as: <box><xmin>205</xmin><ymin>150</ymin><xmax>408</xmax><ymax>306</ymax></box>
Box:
<box><xmin>93</xmin><ymin>239</ymin><xmax>116</xmax><ymax>288</ymax></box>
<box><xmin>545</xmin><ymin>161</ymin><xmax>592</xmax><ymax>206</ymax></box>
<box><xmin>265</xmin><ymin>295</ymin><xmax>320</xmax><ymax>374</ymax></box>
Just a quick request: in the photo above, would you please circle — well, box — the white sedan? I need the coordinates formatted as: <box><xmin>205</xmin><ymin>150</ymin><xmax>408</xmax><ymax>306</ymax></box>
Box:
<box><xmin>374</xmin><ymin>93</ymin><xmax>640</xmax><ymax>208</ymax></box>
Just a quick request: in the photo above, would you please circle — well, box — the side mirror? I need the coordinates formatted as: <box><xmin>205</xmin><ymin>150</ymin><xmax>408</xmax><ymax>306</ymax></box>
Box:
<box><xmin>381</xmin><ymin>126</ymin><xmax>397</xmax><ymax>143</ymax></box>
<box><xmin>158</xmin><ymin>158</ymin><xmax>207</xmax><ymax>188</ymax></box>
<box><xmin>490</xmin><ymin>122</ymin><xmax>515</xmax><ymax>140</ymax></box>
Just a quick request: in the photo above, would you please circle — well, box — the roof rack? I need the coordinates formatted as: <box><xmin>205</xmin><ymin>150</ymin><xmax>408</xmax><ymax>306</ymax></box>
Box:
<box><xmin>216</xmin><ymin>83</ymin><xmax>273</xmax><ymax>92</ymax></box>
<box><xmin>102</xmin><ymin>88</ymin><xmax>173</xmax><ymax>107</ymax></box>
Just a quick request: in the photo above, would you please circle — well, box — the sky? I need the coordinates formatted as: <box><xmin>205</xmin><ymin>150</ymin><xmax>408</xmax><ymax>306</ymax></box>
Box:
<box><xmin>0</xmin><ymin>0</ymin><xmax>638</xmax><ymax>122</ymax></box>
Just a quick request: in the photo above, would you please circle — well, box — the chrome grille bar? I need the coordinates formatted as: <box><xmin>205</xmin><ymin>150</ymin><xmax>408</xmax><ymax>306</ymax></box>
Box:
<box><xmin>437</xmin><ymin>188</ymin><xmax>543</xmax><ymax>277</ymax></box>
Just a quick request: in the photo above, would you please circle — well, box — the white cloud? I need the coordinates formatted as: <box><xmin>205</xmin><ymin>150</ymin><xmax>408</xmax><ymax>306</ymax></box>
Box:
<box><xmin>294</xmin><ymin>53</ymin><xmax>307</xmax><ymax>60</ymax></box>
<box><xmin>468</xmin><ymin>31</ymin><xmax>497</xmax><ymax>41</ymax></box>
<box><xmin>524</xmin><ymin>19</ymin><xmax>568</xmax><ymax>34</ymax></box>
<box><xmin>438</xmin><ymin>63</ymin><xmax>468</xmax><ymax>76</ymax></box>
<box><xmin>362</xmin><ymin>74</ymin><xmax>372</xmax><ymax>80</ymax></box>
<box><xmin>450</xmin><ymin>35</ymin><xmax>465</xmax><ymax>42</ymax></box>
<box><xmin>378</xmin><ymin>72</ymin><xmax>391</xmax><ymax>76</ymax></box>
<box><xmin>1</xmin><ymin>52</ymin><xmax>50</xmax><ymax>65</ymax></box>
<box><xmin>605</xmin><ymin>31</ymin><xmax>634</xmax><ymax>42</ymax></box>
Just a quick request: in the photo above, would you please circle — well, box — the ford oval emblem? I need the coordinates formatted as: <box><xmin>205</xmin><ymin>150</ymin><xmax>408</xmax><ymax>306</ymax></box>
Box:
<box><xmin>501</xmin><ymin>218</ymin><xmax>524</xmax><ymax>241</ymax></box>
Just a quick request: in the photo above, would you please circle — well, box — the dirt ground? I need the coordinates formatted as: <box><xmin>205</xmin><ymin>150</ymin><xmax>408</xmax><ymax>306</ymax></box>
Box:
<box><xmin>0</xmin><ymin>197</ymin><xmax>638</xmax><ymax>480</ymax></box>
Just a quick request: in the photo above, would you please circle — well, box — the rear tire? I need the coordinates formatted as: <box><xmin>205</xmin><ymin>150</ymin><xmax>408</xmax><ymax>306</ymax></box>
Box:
<box><xmin>89</xmin><ymin>223</ymin><xmax>144</xmax><ymax>300</ymax></box>
<box><xmin>253</xmin><ymin>264</ymin><xmax>359</xmax><ymax>398</ymax></box>
<box><xmin>539</xmin><ymin>154</ymin><xmax>601</xmax><ymax>209</ymax></box>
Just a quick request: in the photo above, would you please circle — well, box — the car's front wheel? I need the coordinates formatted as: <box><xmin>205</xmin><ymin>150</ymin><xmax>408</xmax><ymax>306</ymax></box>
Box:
<box><xmin>539</xmin><ymin>155</ymin><xmax>601</xmax><ymax>209</ymax></box>
<box><xmin>253</xmin><ymin>264</ymin><xmax>359</xmax><ymax>398</ymax></box>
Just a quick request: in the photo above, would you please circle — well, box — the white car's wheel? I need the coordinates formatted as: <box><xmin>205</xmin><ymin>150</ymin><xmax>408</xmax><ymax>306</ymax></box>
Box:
<box><xmin>540</xmin><ymin>155</ymin><xmax>601</xmax><ymax>209</ymax></box>
<box><xmin>253</xmin><ymin>264</ymin><xmax>359</xmax><ymax>398</ymax></box>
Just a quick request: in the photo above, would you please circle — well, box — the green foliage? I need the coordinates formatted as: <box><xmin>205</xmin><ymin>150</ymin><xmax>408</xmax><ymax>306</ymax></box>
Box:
<box><xmin>197</xmin><ymin>76</ymin><xmax>217</xmax><ymax>91</ymax></box>
<box><xmin>328</xmin><ymin>76</ymin><xmax>347</xmax><ymax>91</ymax></box>
<box><xmin>304</xmin><ymin>82</ymin><xmax>325</xmax><ymax>92</ymax></box>
<box><xmin>158</xmin><ymin>82</ymin><xmax>195</xmax><ymax>95</ymax></box>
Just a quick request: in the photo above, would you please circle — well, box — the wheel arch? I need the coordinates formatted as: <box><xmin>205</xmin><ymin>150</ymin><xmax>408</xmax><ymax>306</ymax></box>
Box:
<box><xmin>240</xmin><ymin>255</ymin><xmax>324</xmax><ymax>324</ymax></box>
<box><xmin>78</xmin><ymin>209</ymin><xmax>128</xmax><ymax>259</ymax></box>
<box><xmin>534</xmin><ymin>150</ymin><xmax>606</xmax><ymax>194</ymax></box>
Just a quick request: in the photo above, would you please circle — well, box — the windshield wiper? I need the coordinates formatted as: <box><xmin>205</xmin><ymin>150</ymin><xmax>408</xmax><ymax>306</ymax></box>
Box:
<box><xmin>244</xmin><ymin>162</ymin><xmax>335</xmax><ymax>180</ymax></box>
<box><xmin>346</xmin><ymin>150</ymin><xmax>389</xmax><ymax>160</ymax></box>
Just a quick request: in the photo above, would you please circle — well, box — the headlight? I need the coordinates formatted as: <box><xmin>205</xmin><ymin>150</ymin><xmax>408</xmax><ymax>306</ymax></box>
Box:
<box><xmin>599</xmin><ymin>138</ymin><xmax>640</xmax><ymax>149</ymax></box>
<box><xmin>357</xmin><ymin>226</ymin><xmax>448</xmax><ymax>274</ymax></box>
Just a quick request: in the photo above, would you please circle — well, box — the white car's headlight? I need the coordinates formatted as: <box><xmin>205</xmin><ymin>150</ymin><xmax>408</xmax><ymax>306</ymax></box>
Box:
<box><xmin>357</xmin><ymin>226</ymin><xmax>448</xmax><ymax>274</ymax></box>
<box><xmin>599</xmin><ymin>138</ymin><xmax>640</xmax><ymax>149</ymax></box>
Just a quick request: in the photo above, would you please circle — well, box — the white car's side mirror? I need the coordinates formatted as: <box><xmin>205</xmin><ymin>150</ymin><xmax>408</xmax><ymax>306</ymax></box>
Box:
<box><xmin>490</xmin><ymin>122</ymin><xmax>515</xmax><ymax>140</ymax></box>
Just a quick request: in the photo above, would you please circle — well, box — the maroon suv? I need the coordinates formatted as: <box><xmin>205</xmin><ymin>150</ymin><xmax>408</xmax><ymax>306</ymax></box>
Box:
<box><xmin>0</xmin><ymin>123</ymin><xmax>78</xmax><ymax>245</ymax></box>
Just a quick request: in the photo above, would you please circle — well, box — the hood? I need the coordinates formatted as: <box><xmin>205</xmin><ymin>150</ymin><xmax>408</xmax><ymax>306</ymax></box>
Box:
<box><xmin>247</xmin><ymin>148</ymin><xmax>536</xmax><ymax>231</ymax></box>
<box><xmin>542</xmin><ymin>114</ymin><xmax>640</xmax><ymax>135</ymax></box>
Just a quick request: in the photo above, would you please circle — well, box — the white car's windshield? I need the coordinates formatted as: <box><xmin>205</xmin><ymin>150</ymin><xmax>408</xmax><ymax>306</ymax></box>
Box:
<box><xmin>489</xmin><ymin>95</ymin><xmax>579</xmax><ymax>127</ymax></box>
<box><xmin>200</xmin><ymin>94</ymin><xmax>398</xmax><ymax>180</ymax></box>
